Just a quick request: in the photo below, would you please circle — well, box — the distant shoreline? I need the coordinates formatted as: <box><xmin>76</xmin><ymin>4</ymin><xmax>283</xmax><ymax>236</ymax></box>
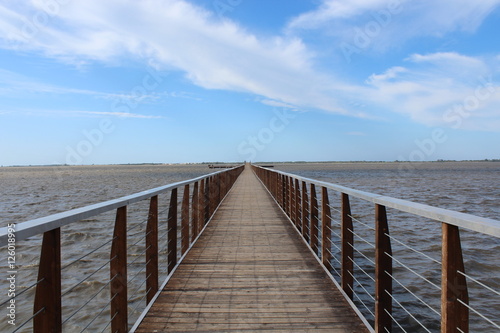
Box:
<box><xmin>1</xmin><ymin>159</ymin><xmax>499</xmax><ymax>168</ymax></box>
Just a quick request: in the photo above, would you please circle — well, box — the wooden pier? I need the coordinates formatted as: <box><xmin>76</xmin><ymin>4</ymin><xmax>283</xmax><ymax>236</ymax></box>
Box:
<box><xmin>2</xmin><ymin>163</ymin><xmax>499</xmax><ymax>332</ymax></box>
<box><xmin>135</xmin><ymin>166</ymin><xmax>368</xmax><ymax>332</ymax></box>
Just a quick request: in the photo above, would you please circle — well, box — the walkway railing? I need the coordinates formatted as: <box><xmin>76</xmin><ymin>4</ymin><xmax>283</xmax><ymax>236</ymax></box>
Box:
<box><xmin>252</xmin><ymin>165</ymin><xmax>500</xmax><ymax>333</ymax></box>
<box><xmin>0</xmin><ymin>165</ymin><xmax>244</xmax><ymax>333</ymax></box>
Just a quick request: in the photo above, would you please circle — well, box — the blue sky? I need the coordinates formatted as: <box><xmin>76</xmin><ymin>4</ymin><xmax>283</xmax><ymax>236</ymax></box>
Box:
<box><xmin>0</xmin><ymin>0</ymin><xmax>499</xmax><ymax>165</ymax></box>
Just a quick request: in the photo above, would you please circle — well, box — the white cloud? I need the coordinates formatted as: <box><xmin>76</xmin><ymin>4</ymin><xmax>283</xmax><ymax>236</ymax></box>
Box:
<box><xmin>0</xmin><ymin>1</ymin><xmax>499</xmax><ymax>131</ymax></box>
<box><xmin>260</xmin><ymin>99</ymin><xmax>297</xmax><ymax>109</ymax></box>
<box><xmin>362</xmin><ymin>53</ymin><xmax>500</xmax><ymax>130</ymax></box>
<box><xmin>288</xmin><ymin>0</ymin><xmax>500</xmax><ymax>51</ymax></box>
<box><xmin>72</xmin><ymin>111</ymin><xmax>164</xmax><ymax>119</ymax></box>
<box><xmin>288</xmin><ymin>0</ymin><xmax>392</xmax><ymax>28</ymax></box>
<box><xmin>0</xmin><ymin>107</ymin><xmax>162</xmax><ymax>119</ymax></box>
<box><xmin>0</xmin><ymin>0</ymin><xmax>349</xmax><ymax>115</ymax></box>
<box><xmin>0</xmin><ymin>68</ymin><xmax>165</xmax><ymax>104</ymax></box>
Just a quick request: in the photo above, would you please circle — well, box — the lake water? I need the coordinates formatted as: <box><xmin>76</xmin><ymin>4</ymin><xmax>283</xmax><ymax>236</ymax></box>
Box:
<box><xmin>1</xmin><ymin>162</ymin><xmax>499</xmax><ymax>332</ymax></box>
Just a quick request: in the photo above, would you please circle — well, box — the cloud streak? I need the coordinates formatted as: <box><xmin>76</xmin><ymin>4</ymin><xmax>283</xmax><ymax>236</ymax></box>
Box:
<box><xmin>0</xmin><ymin>0</ymin><xmax>499</xmax><ymax>130</ymax></box>
<box><xmin>363</xmin><ymin>52</ymin><xmax>500</xmax><ymax>130</ymax></box>
<box><xmin>288</xmin><ymin>0</ymin><xmax>500</xmax><ymax>48</ymax></box>
<box><xmin>0</xmin><ymin>0</ymin><xmax>349</xmax><ymax>115</ymax></box>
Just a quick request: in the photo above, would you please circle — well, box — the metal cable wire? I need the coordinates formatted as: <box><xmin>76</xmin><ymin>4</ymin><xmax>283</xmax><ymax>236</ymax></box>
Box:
<box><xmin>62</xmin><ymin>256</ymin><xmax>117</xmax><ymax>298</ymax></box>
<box><xmin>325</xmin><ymin>213</ymin><xmax>341</xmax><ymax>226</ymax></box>
<box><xmin>158</xmin><ymin>227</ymin><xmax>173</xmax><ymax>241</ymax></box>
<box><xmin>385</xmin><ymin>270</ymin><xmax>440</xmax><ymax>316</ymax></box>
<box><xmin>348</xmin><ymin>242</ymin><xmax>375</xmax><ymax>266</ymax></box>
<box><xmin>79</xmin><ymin>293</ymin><xmax>117</xmax><ymax>333</ymax></box>
<box><xmin>350</xmin><ymin>257</ymin><xmax>375</xmax><ymax>283</ymax></box>
<box><xmin>386</xmin><ymin>252</ymin><xmax>440</xmax><ymax>290</ymax></box>
<box><xmin>127</xmin><ymin>245</ymin><xmax>152</xmax><ymax>268</ymax></box>
<box><xmin>348</xmin><ymin>284</ymin><xmax>375</xmax><ymax>318</ymax></box>
<box><xmin>131</xmin><ymin>287</ymin><xmax>152</xmax><ymax>314</ymax></box>
<box><xmin>127</xmin><ymin>230</ymin><xmax>152</xmax><ymax>251</ymax></box>
<box><xmin>324</xmin><ymin>224</ymin><xmax>341</xmax><ymax>240</ymax></box>
<box><xmin>128</xmin><ymin>259</ymin><xmax>151</xmax><ymax>284</ymax></box>
<box><xmin>62</xmin><ymin>236</ymin><xmax>116</xmax><ymax>270</ymax></box>
<box><xmin>458</xmin><ymin>270</ymin><xmax>500</xmax><ymax>297</ymax></box>
<box><xmin>330</xmin><ymin>263</ymin><xmax>341</xmax><ymax>279</ymax></box>
<box><xmin>348</xmin><ymin>213</ymin><xmax>375</xmax><ymax>231</ymax></box>
<box><xmin>457</xmin><ymin>299</ymin><xmax>500</xmax><ymax>330</ymax></box>
<box><xmin>347</xmin><ymin>227</ymin><xmax>375</xmax><ymax>249</ymax></box>
<box><xmin>128</xmin><ymin>273</ymin><xmax>152</xmax><ymax>302</ymax></box>
<box><xmin>100</xmin><ymin>311</ymin><xmax>118</xmax><ymax>333</ymax></box>
<box><xmin>347</xmin><ymin>269</ymin><xmax>375</xmax><ymax>301</ymax></box>
<box><xmin>384</xmin><ymin>232</ymin><xmax>441</xmax><ymax>266</ymax></box>
<box><xmin>384</xmin><ymin>308</ymin><xmax>408</xmax><ymax>333</ymax></box>
<box><xmin>325</xmin><ymin>247</ymin><xmax>342</xmax><ymax>267</ymax></box>
<box><xmin>12</xmin><ymin>306</ymin><xmax>45</xmax><ymax>333</ymax></box>
<box><xmin>0</xmin><ymin>278</ymin><xmax>44</xmax><ymax>307</ymax></box>
<box><xmin>62</xmin><ymin>275</ymin><xmax>117</xmax><ymax>325</ymax></box>
<box><xmin>326</xmin><ymin>203</ymin><xmax>341</xmax><ymax>214</ymax></box>
<box><xmin>126</xmin><ymin>217</ymin><xmax>149</xmax><ymax>234</ymax></box>
<box><xmin>329</xmin><ymin>238</ymin><xmax>341</xmax><ymax>252</ymax></box>
<box><xmin>385</xmin><ymin>289</ymin><xmax>432</xmax><ymax>333</ymax></box>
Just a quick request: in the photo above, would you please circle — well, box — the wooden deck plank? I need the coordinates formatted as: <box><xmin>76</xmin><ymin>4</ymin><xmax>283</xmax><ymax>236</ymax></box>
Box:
<box><xmin>135</xmin><ymin>166</ymin><xmax>369</xmax><ymax>332</ymax></box>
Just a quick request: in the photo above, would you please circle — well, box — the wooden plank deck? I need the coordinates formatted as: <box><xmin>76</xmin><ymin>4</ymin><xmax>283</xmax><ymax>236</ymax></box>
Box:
<box><xmin>135</xmin><ymin>166</ymin><xmax>369</xmax><ymax>332</ymax></box>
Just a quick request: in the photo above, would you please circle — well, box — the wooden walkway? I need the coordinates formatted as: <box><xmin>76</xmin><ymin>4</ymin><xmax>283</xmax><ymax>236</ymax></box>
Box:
<box><xmin>135</xmin><ymin>166</ymin><xmax>369</xmax><ymax>332</ymax></box>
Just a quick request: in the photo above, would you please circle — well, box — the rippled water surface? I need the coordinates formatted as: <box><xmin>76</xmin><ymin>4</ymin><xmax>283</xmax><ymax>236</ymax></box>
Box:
<box><xmin>1</xmin><ymin>162</ymin><xmax>499</xmax><ymax>332</ymax></box>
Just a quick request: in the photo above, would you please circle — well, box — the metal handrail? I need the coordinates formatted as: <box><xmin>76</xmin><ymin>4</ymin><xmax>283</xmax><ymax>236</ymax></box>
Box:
<box><xmin>256</xmin><ymin>166</ymin><xmax>500</xmax><ymax>237</ymax></box>
<box><xmin>0</xmin><ymin>166</ymin><xmax>242</xmax><ymax>245</ymax></box>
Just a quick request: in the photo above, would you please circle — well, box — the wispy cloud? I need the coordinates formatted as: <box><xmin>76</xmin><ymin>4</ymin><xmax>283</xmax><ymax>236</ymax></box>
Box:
<box><xmin>0</xmin><ymin>107</ymin><xmax>163</xmax><ymax>119</ymax></box>
<box><xmin>0</xmin><ymin>1</ymin><xmax>499</xmax><ymax>131</ymax></box>
<box><xmin>72</xmin><ymin>111</ymin><xmax>164</xmax><ymax>119</ymax></box>
<box><xmin>0</xmin><ymin>68</ymin><xmax>165</xmax><ymax>104</ymax></box>
<box><xmin>363</xmin><ymin>52</ymin><xmax>500</xmax><ymax>130</ymax></box>
<box><xmin>0</xmin><ymin>0</ymin><xmax>349</xmax><ymax>115</ymax></box>
<box><xmin>259</xmin><ymin>99</ymin><xmax>298</xmax><ymax>110</ymax></box>
<box><xmin>288</xmin><ymin>0</ymin><xmax>500</xmax><ymax>50</ymax></box>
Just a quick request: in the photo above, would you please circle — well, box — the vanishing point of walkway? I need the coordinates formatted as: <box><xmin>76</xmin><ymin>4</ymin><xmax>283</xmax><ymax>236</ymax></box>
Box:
<box><xmin>136</xmin><ymin>166</ymin><xmax>369</xmax><ymax>332</ymax></box>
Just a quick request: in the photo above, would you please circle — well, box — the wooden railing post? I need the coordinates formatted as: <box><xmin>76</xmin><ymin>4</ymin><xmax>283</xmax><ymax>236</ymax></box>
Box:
<box><xmin>167</xmin><ymin>189</ymin><xmax>178</xmax><ymax>273</ymax></box>
<box><xmin>289</xmin><ymin>177</ymin><xmax>294</xmax><ymax>219</ymax></box>
<box><xmin>283</xmin><ymin>175</ymin><xmax>287</xmax><ymax>210</ymax></box>
<box><xmin>199</xmin><ymin>179</ymin><xmax>206</xmax><ymax>226</ymax></box>
<box><xmin>221</xmin><ymin>172</ymin><xmax>227</xmax><ymax>199</ymax></box>
<box><xmin>146</xmin><ymin>196</ymin><xmax>158</xmax><ymax>303</ymax></box>
<box><xmin>321</xmin><ymin>187</ymin><xmax>332</xmax><ymax>271</ymax></box>
<box><xmin>301</xmin><ymin>181</ymin><xmax>309</xmax><ymax>242</ymax></box>
<box><xmin>441</xmin><ymin>223</ymin><xmax>469</xmax><ymax>333</ymax></box>
<box><xmin>216</xmin><ymin>174</ymin><xmax>221</xmax><ymax>206</ymax></box>
<box><xmin>276</xmin><ymin>173</ymin><xmax>279</xmax><ymax>199</ymax></box>
<box><xmin>310</xmin><ymin>184</ymin><xmax>319</xmax><ymax>255</ymax></box>
<box><xmin>181</xmin><ymin>185</ymin><xmax>190</xmax><ymax>255</ymax></box>
<box><xmin>204</xmin><ymin>178</ymin><xmax>210</xmax><ymax>223</ymax></box>
<box><xmin>341</xmin><ymin>193</ymin><xmax>354</xmax><ymax>300</ymax></box>
<box><xmin>285</xmin><ymin>176</ymin><xmax>290</xmax><ymax>216</ymax></box>
<box><xmin>295</xmin><ymin>178</ymin><xmax>301</xmax><ymax>231</ymax></box>
<box><xmin>34</xmin><ymin>228</ymin><xmax>61</xmax><ymax>333</ymax></box>
<box><xmin>191</xmin><ymin>182</ymin><xmax>199</xmax><ymax>241</ymax></box>
<box><xmin>375</xmin><ymin>204</ymin><xmax>392</xmax><ymax>333</ymax></box>
<box><xmin>110</xmin><ymin>206</ymin><xmax>128</xmax><ymax>333</ymax></box>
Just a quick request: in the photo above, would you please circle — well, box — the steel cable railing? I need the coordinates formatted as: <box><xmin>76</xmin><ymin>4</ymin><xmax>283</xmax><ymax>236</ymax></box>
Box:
<box><xmin>0</xmin><ymin>165</ymin><xmax>245</xmax><ymax>333</ymax></box>
<box><xmin>252</xmin><ymin>164</ymin><xmax>500</xmax><ymax>333</ymax></box>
